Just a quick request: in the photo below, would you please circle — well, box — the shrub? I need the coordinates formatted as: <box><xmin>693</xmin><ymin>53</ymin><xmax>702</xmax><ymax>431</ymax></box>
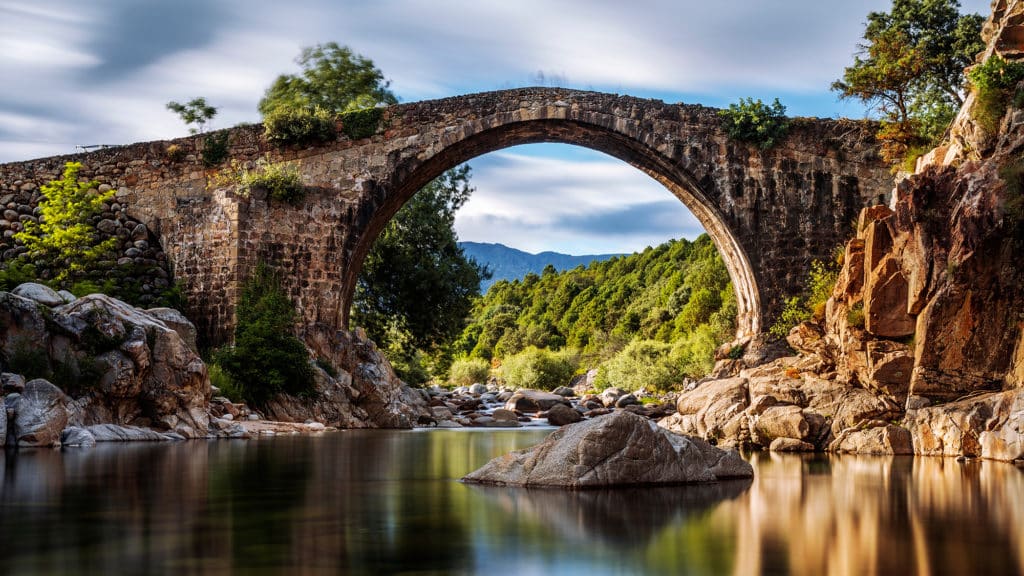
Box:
<box><xmin>968</xmin><ymin>55</ymin><xmax>1024</xmax><ymax>133</ymax></box>
<box><xmin>208</xmin><ymin>363</ymin><xmax>246</xmax><ymax>403</ymax></box>
<box><xmin>448</xmin><ymin>357</ymin><xmax>490</xmax><ymax>387</ymax></box>
<box><xmin>595</xmin><ymin>339</ymin><xmax>680</xmax><ymax>392</ymax></box>
<box><xmin>340</xmin><ymin>107</ymin><xmax>383</xmax><ymax>140</ymax></box>
<box><xmin>214</xmin><ymin>263</ymin><xmax>314</xmax><ymax>406</ymax></box>
<box><xmin>769</xmin><ymin>259</ymin><xmax>838</xmax><ymax>337</ymax></box>
<box><xmin>718</xmin><ymin>97</ymin><xmax>789</xmax><ymax>149</ymax></box>
<box><xmin>240</xmin><ymin>160</ymin><xmax>305</xmax><ymax>203</ymax></box>
<box><xmin>165</xmin><ymin>144</ymin><xmax>186</xmax><ymax>162</ymax></box>
<box><xmin>264</xmin><ymin>106</ymin><xmax>335</xmax><ymax>145</ymax></box>
<box><xmin>202</xmin><ymin>132</ymin><xmax>230</xmax><ymax>167</ymax></box>
<box><xmin>499</xmin><ymin>346</ymin><xmax>576</xmax><ymax>390</ymax></box>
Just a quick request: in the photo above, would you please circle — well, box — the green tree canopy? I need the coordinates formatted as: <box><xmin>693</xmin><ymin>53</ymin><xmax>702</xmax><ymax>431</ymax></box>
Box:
<box><xmin>258</xmin><ymin>42</ymin><xmax>398</xmax><ymax>116</ymax></box>
<box><xmin>166</xmin><ymin>97</ymin><xmax>218</xmax><ymax>134</ymax></box>
<box><xmin>352</xmin><ymin>165</ymin><xmax>489</xmax><ymax>357</ymax></box>
<box><xmin>832</xmin><ymin>0</ymin><xmax>984</xmax><ymax>158</ymax></box>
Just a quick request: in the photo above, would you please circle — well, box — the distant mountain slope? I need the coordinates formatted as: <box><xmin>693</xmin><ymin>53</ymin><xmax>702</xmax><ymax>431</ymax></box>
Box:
<box><xmin>459</xmin><ymin>241</ymin><xmax>623</xmax><ymax>292</ymax></box>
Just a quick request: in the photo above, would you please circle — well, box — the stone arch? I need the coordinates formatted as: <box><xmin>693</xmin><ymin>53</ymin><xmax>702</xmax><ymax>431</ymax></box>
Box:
<box><xmin>340</xmin><ymin>118</ymin><xmax>762</xmax><ymax>338</ymax></box>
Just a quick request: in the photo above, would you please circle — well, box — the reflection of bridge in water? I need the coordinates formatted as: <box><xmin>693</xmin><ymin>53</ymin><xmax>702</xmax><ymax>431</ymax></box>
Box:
<box><xmin>0</xmin><ymin>88</ymin><xmax>890</xmax><ymax>345</ymax></box>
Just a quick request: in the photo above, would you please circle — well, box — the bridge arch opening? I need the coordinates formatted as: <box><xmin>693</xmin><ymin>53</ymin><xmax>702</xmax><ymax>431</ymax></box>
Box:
<box><xmin>342</xmin><ymin>118</ymin><xmax>761</xmax><ymax>339</ymax></box>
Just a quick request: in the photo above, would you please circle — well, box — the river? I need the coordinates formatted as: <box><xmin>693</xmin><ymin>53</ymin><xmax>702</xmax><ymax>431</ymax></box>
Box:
<box><xmin>0</xmin><ymin>429</ymin><xmax>1021</xmax><ymax>575</ymax></box>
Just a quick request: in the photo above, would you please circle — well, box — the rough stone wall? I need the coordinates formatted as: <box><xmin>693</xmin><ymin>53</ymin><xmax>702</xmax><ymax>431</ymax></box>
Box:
<box><xmin>0</xmin><ymin>164</ymin><xmax>171</xmax><ymax>304</ymax></box>
<box><xmin>0</xmin><ymin>90</ymin><xmax>891</xmax><ymax>346</ymax></box>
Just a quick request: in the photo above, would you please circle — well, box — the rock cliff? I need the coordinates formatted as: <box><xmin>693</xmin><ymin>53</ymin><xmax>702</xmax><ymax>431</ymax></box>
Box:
<box><xmin>661</xmin><ymin>0</ymin><xmax>1024</xmax><ymax>462</ymax></box>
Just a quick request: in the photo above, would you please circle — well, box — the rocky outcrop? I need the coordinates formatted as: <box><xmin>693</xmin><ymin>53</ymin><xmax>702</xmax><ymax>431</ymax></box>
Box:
<box><xmin>278</xmin><ymin>325</ymin><xmax>432</xmax><ymax>429</ymax></box>
<box><xmin>0</xmin><ymin>290</ymin><xmax>210</xmax><ymax>439</ymax></box>
<box><xmin>505</xmin><ymin>389</ymin><xmax>570</xmax><ymax>413</ymax></box>
<box><xmin>463</xmin><ymin>411</ymin><xmax>751</xmax><ymax>488</ymax></box>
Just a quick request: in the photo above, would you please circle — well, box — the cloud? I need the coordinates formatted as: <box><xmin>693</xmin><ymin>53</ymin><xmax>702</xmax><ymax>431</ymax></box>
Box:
<box><xmin>455</xmin><ymin>148</ymin><xmax>702</xmax><ymax>253</ymax></box>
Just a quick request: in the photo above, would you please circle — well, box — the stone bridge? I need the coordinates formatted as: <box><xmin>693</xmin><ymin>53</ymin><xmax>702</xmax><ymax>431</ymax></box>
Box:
<box><xmin>0</xmin><ymin>88</ymin><xmax>890</xmax><ymax>346</ymax></box>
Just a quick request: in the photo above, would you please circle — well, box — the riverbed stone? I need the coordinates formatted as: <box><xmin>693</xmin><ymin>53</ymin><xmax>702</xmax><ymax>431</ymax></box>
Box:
<box><xmin>547</xmin><ymin>403</ymin><xmax>583</xmax><ymax>426</ymax></box>
<box><xmin>505</xmin><ymin>390</ymin><xmax>569</xmax><ymax>413</ymax></box>
<box><xmin>769</xmin><ymin>437</ymin><xmax>815</xmax><ymax>452</ymax></box>
<box><xmin>463</xmin><ymin>411</ymin><xmax>752</xmax><ymax>488</ymax></box>
<box><xmin>13</xmin><ymin>379</ymin><xmax>69</xmax><ymax>447</ymax></box>
<box><xmin>829</xmin><ymin>424</ymin><xmax>913</xmax><ymax>455</ymax></box>
<box><xmin>60</xmin><ymin>426</ymin><xmax>96</xmax><ymax>447</ymax></box>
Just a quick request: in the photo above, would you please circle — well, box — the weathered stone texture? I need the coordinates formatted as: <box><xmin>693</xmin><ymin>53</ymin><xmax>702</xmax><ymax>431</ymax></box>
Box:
<box><xmin>0</xmin><ymin>89</ymin><xmax>890</xmax><ymax>346</ymax></box>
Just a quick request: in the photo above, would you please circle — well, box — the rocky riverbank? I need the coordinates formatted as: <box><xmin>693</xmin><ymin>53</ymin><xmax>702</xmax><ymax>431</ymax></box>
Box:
<box><xmin>0</xmin><ymin>282</ymin><xmax>430</xmax><ymax>448</ymax></box>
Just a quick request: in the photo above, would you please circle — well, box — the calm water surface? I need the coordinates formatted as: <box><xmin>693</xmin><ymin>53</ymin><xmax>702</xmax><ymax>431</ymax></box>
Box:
<box><xmin>1</xmin><ymin>429</ymin><xmax>1022</xmax><ymax>575</ymax></box>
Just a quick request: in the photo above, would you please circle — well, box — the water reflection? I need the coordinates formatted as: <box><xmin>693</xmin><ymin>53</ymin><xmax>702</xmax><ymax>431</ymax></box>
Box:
<box><xmin>0</xmin><ymin>432</ymin><xmax>1021</xmax><ymax>575</ymax></box>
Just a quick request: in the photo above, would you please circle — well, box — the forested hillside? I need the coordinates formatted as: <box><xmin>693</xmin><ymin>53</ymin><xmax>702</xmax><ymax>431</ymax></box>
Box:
<box><xmin>451</xmin><ymin>234</ymin><xmax>737</xmax><ymax>391</ymax></box>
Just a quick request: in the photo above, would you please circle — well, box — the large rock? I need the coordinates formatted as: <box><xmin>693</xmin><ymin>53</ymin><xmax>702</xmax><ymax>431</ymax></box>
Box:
<box><xmin>11</xmin><ymin>282</ymin><xmax>64</xmax><ymax>307</ymax></box>
<box><xmin>670</xmin><ymin>377</ymin><xmax>750</xmax><ymax>444</ymax></box>
<box><xmin>547</xmin><ymin>403</ymin><xmax>583</xmax><ymax>426</ymax></box>
<box><xmin>463</xmin><ymin>411</ymin><xmax>752</xmax><ymax>488</ymax></box>
<box><xmin>829</xmin><ymin>424</ymin><xmax>913</xmax><ymax>455</ymax></box>
<box><xmin>749</xmin><ymin>404</ymin><xmax>809</xmax><ymax>447</ymax></box>
<box><xmin>505</xmin><ymin>389</ymin><xmax>569</xmax><ymax>414</ymax></box>
<box><xmin>145</xmin><ymin>307</ymin><xmax>199</xmax><ymax>354</ymax></box>
<box><xmin>904</xmin><ymin>390</ymin><xmax>1024</xmax><ymax>459</ymax></box>
<box><xmin>0</xmin><ymin>396</ymin><xmax>5</xmax><ymax>446</ymax></box>
<box><xmin>12</xmin><ymin>379</ymin><xmax>68</xmax><ymax>447</ymax></box>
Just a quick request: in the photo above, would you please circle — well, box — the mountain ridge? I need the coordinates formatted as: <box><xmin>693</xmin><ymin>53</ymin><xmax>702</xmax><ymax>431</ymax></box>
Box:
<box><xmin>459</xmin><ymin>241</ymin><xmax>624</xmax><ymax>292</ymax></box>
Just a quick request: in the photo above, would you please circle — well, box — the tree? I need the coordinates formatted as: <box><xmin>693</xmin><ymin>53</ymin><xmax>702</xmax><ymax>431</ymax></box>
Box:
<box><xmin>833</xmin><ymin>0</ymin><xmax>984</xmax><ymax>158</ymax></box>
<box><xmin>166</xmin><ymin>97</ymin><xmax>218</xmax><ymax>134</ymax></box>
<box><xmin>14</xmin><ymin>162</ymin><xmax>117</xmax><ymax>284</ymax></box>
<box><xmin>351</xmin><ymin>165</ymin><xmax>489</xmax><ymax>356</ymax></box>
<box><xmin>215</xmin><ymin>263</ymin><xmax>314</xmax><ymax>406</ymax></box>
<box><xmin>258</xmin><ymin>42</ymin><xmax>398</xmax><ymax>116</ymax></box>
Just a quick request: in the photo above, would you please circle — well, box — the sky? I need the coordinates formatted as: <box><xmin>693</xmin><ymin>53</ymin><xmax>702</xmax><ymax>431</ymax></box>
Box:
<box><xmin>0</xmin><ymin>0</ymin><xmax>991</xmax><ymax>254</ymax></box>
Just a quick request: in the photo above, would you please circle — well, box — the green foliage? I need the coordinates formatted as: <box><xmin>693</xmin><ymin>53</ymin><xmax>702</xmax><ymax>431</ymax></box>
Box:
<box><xmin>240</xmin><ymin>160</ymin><xmax>305</xmax><ymax>203</ymax></box>
<box><xmin>263</xmin><ymin>106</ymin><xmax>336</xmax><ymax>145</ymax></box>
<box><xmin>314</xmin><ymin>357</ymin><xmax>338</xmax><ymax>378</ymax></box>
<box><xmin>352</xmin><ymin>165</ymin><xmax>488</xmax><ymax>356</ymax></box>
<box><xmin>834</xmin><ymin>0</ymin><xmax>984</xmax><ymax>161</ymax></box>
<box><xmin>166</xmin><ymin>97</ymin><xmax>217</xmax><ymax>134</ymax></box>
<box><xmin>214</xmin><ymin>263</ymin><xmax>314</xmax><ymax>406</ymax></box>
<box><xmin>340</xmin><ymin>107</ymin><xmax>384</xmax><ymax>140</ymax></box>
<box><xmin>14</xmin><ymin>162</ymin><xmax>117</xmax><ymax>284</ymax></box>
<box><xmin>457</xmin><ymin>235</ymin><xmax>736</xmax><ymax>389</ymax></box>
<box><xmin>165</xmin><ymin>144</ymin><xmax>186</xmax><ymax>162</ymax></box>
<box><xmin>718</xmin><ymin>98</ymin><xmax>789</xmax><ymax>148</ymax></box>
<box><xmin>968</xmin><ymin>55</ymin><xmax>1024</xmax><ymax>133</ymax></box>
<box><xmin>769</xmin><ymin>259</ymin><xmax>839</xmax><ymax>337</ymax></box>
<box><xmin>5</xmin><ymin>336</ymin><xmax>50</xmax><ymax>380</ymax></box>
<box><xmin>448</xmin><ymin>357</ymin><xmax>490</xmax><ymax>387</ymax></box>
<box><xmin>209</xmin><ymin>363</ymin><xmax>246</xmax><ymax>403</ymax></box>
<box><xmin>498</xmin><ymin>347</ymin><xmax>577</xmax><ymax>391</ymax></box>
<box><xmin>202</xmin><ymin>131</ymin><xmax>230</xmax><ymax>167</ymax></box>
<box><xmin>0</xmin><ymin>260</ymin><xmax>38</xmax><ymax>292</ymax></box>
<box><xmin>258</xmin><ymin>42</ymin><xmax>398</xmax><ymax>117</ymax></box>
<box><xmin>847</xmin><ymin>301</ymin><xmax>866</xmax><ymax>328</ymax></box>
<box><xmin>594</xmin><ymin>339</ymin><xmax>680</xmax><ymax>392</ymax></box>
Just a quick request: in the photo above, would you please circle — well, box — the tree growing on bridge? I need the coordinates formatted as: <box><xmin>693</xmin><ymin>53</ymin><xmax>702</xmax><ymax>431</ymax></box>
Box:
<box><xmin>14</xmin><ymin>162</ymin><xmax>118</xmax><ymax>284</ymax></box>
<box><xmin>166</xmin><ymin>97</ymin><xmax>218</xmax><ymax>134</ymax></box>
<box><xmin>832</xmin><ymin>0</ymin><xmax>984</xmax><ymax>162</ymax></box>
<box><xmin>351</xmin><ymin>165</ymin><xmax>489</xmax><ymax>384</ymax></box>
<box><xmin>259</xmin><ymin>42</ymin><xmax>398</xmax><ymax>116</ymax></box>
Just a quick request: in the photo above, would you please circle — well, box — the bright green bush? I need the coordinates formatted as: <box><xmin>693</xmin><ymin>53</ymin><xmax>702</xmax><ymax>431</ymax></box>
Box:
<box><xmin>214</xmin><ymin>263</ymin><xmax>314</xmax><ymax>406</ymax></box>
<box><xmin>448</xmin><ymin>357</ymin><xmax>490</xmax><ymax>387</ymax></box>
<box><xmin>718</xmin><ymin>98</ymin><xmax>789</xmax><ymax>148</ymax></box>
<box><xmin>769</xmin><ymin>259</ymin><xmax>839</xmax><ymax>337</ymax></box>
<box><xmin>208</xmin><ymin>363</ymin><xmax>245</xmax><ymax>403</ymax></box>
<box><xmin>594</xmin><ymin>339</ymin><xmax>680</xmax><ymax>392</ymax></box>
<box><xmin>499</xmin><ymin>347</ymin><xmax>576</xmax><ymax>390</ymax></box>
<box><xmin>241</xmin><ymin>160</ymin><xmax>305</xmax><ymax>203</ymax></box>
<box><xmin>263</xmin><ymin>106</ymin><xmax>335</xmax><ymax>145</ymax></box>
<box><xmin>202</xmin><ymin>132</ymin><xmax>230</xmax><ymax>166</ymax></box>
